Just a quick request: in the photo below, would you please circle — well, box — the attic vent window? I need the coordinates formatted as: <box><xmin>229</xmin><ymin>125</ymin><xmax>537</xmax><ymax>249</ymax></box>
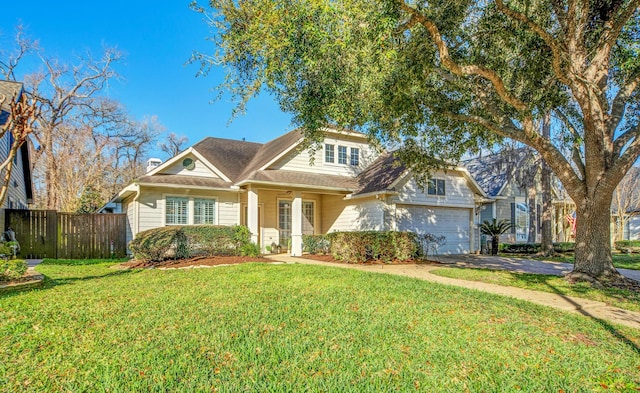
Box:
<box><xmin>182</xmin><ymin>158</ymin><xmax>195</xmax><ymax>170</ymax></box>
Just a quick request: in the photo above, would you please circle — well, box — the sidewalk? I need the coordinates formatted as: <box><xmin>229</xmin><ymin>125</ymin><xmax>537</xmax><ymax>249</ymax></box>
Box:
<box><xmin>265</xmin><ymin>255</ymin><xmax>640</xmax><ymax>330</ymax></box>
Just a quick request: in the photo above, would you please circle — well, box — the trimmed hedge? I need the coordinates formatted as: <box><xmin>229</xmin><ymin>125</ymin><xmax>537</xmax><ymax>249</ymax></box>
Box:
<box><xmin>318</xmin><ymin>231</ymin><xmax>420</xmax><ymax>263</ymax></box>
<box><xmin>129</xmin><ymin>225</ymin><xmax>256</xmax><ymax>262</ymax></box>
<box><xmin>302</xmin><ymin>234</ymin><xmax>330</xmax><ymax>255</ymax></box>
<box><xmin>499</xmin><ymin>242</ymin><xmax>576</xmax><ymax>254</ymax></box>
<box><xmin>615</xmin><ymin>240</ymin><xmax>640</xmax><ymax>254</ymax></box>
<box><xmin>0</xmin><ymin>259</ymin><xmax>27</xmax><ymax>281</ymax></box>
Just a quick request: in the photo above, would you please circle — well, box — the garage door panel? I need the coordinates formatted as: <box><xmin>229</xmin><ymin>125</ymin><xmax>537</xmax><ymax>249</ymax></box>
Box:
<box><xmin>397</xmin><ymin>206</ymin><xmax>470</xmax><ymax>254</ymax></box>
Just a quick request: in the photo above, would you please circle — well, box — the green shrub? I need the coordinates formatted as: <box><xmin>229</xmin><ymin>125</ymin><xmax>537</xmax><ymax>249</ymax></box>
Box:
<box><xmin>327</xmin><ymin>231</ymin><xmax>419</xmax><ymax>263</ymax></box>
<box><xmin>0</xmin><ymin>259</ymin><xmax>27</xmax><ymax>281</ymax></box>
<box><xmin>240</xmin><ymin>242</ymin><xmax>262</xmax><ymax>257</ymax></box>
<box><xmin>128</xmin><ymin>226</ymin><xmax>188</xmax><ymax>262</ymax></box>
<box><xmin>302</xmin><ymin>234</ymin><xmax>330</xmax><ymax>255</ymax></box>
<box><xmin>499</xmin><ymin>242</ymin><xmax>576</xmax><ymax>254</ymax></box>
<box><xmin>499</xmin><ymin>243</ymin><xmax>541</xmax><ymax>254</ymax></box>
<box><xmin>615</xmin><ymin>240</ymin><xmax>640</xmax><ymax>253</ymax></box>
<box><xmin>182</xmin><ymin>225</ymin><xmax>250</xmax><ymax>256</ymax></box>
<box><xmin>553</xmin><ymin>242</ymin><xmax>575</xmax><ymax>253</ymax></box>
<box><xmin>129</xmin><ymin>225</ymin><xmax>254</xmax><ymax>262</ymax></box>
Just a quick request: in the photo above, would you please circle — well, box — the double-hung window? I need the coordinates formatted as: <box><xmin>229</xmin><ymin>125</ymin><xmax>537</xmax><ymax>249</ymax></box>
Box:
<box><xmin>194</xmin><ymin>198</ymin><xmax>216</xmax><ymax>224</ymax></box>
<box><xmin>325</xmin><ymin>144</ymin><xmax>335</xmax><ymax>163</ymax></box>
<box><xmin>166</xmin><ymin>197</ymin><xmax>189</xmax><ymax>225</ymax></box>
<box><xmin>166</xmin><ymin>196</ymin><xmax>216</xmax><ymax>225</ymax></box>
<box><xmin>338</xmin><ymin>146</ymin><xmax>347</xmax><ymax>164</ymax></box>
<box><xmin>350</xmin><ymin>147</ymin><xmax>360</xmax><ymax>166</ymax></box>
<box><xmin>427</xmin><ymin>179</ymin><xmax>446</xmax><ymax>196</ymax></box>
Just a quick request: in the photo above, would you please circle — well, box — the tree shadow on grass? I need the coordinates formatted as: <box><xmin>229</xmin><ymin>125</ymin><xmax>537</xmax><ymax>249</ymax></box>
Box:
<box><xmin>0</xmin><ymin>268</ymin><xmax>140</xmax><ymax>300</ymax></box>
<box><xmin>503</xmin><ymin>270</ymin><xmax>640</xmax><ymax>355</ymax></box>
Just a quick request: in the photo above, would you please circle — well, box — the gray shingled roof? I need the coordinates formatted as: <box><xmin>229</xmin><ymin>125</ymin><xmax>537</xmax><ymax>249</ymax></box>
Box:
<box><xmin>238</xmin><ymin>129</ymin><xmax>304</xmax><ymax>179</ymax></box>
<box><xmin>0</xmin><ymin>80</ymin><xmax>23</xmax><ymax>126</ymax></box>
<box><xmin>354</xmin><ymin>151</ymin><xmax>407</xmax><ymax>195</ymax></box>
<box><xmin>192</xmin><ymin>137</ymin><xmax>262</xmax><ymax>182</ymax></box>
<box><xmin>244</xmin><ymin>169</ymin><xmax>357</xmax><ymax>190</ymax></box>
<box><xmin>463</xmin><ymin>154</ymin><xmax>510</xmax><ymax>197</ymax></box>
<box><xmin>136</xmin><ymin>174</ymin><xmax>233</xmax><ymax>189</ymax></box>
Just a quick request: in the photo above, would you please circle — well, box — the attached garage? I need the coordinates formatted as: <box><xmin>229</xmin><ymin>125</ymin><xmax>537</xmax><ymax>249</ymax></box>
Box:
<box><xmin>396</xmin><ymin>205</ymin><xmax>471</xmax><ymax>254</ymax></box>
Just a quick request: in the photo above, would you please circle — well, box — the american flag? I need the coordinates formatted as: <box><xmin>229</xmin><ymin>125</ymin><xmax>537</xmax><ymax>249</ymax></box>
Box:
<box><xmin>565</xmin><ymin>212</ymin><xmax>576</xmax><ymax>235</ymax></box>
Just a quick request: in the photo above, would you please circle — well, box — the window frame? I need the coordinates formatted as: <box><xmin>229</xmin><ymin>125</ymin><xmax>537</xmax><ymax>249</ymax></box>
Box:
<box><xmin>350</xmin><ymin>147</ymin><xmax>360</xmax><ymax>166</ymax></box>
<box><xmin>338</xmin><ymin>145</ymin><xmax>348</xmax><ymax>164</ymax></box>
<box><xmin>194</xmin><ymin>198</ymin><xmax>217</xmax><ymax>225</ymax></box>
<box><xmin>427</xmin><ymin>179</ymin><xmax>446</xmax><ymax>196</ymax></box>
<box><xmin>164</xmin><ymin>195</ymin><xmax>218</xmax><ymax>226</ymax></box>
<box><xmin>324</xmin><ymin>144</ymin><xmax>335</xmax><ymax>163</ymax></box>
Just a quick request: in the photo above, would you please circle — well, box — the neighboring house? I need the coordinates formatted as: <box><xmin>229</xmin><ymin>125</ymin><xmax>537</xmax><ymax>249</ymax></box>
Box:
<box><xmin>107</xmin><ymin>128</ymin><xmax>487</xmax><ymax>255</ymax></box>
<box><xmin>0</xmin><ymin>80</ymin><xmax>34</xmax><ymax>217</ymax></box>
<box><xmin>464</xmin><ymin>150</ymin><xmax>573</xmax><ymax>247</ymax></box>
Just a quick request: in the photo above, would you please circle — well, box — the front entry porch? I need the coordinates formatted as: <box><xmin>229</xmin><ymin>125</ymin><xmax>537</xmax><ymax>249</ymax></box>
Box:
<box><xmin>242</xmin><ymin>186</ymin><xmax>352</xmax><ymax>256</ymax></box>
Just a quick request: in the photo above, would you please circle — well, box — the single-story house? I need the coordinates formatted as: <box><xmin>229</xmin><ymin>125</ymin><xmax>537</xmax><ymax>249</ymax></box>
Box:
<box><xmin>106</xmin><ymin>128</ymin><xmax>488</xmax><ymax>255</ymax></box>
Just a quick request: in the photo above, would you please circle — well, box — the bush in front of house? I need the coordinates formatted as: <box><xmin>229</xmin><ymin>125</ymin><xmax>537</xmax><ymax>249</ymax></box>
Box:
<box><xmin>326</xmin><ymin>231</ymin><xmax>420</xmax><ymax>263</ymax></box>
<box><xmin>0</xmin><ymin>259</ymin><xmax>27</xmax><ymax>281</ymax></box>
<box><xmin>129</xmin><ymin>225</ymin><xmax>255</xmax><ymax>262</ymax></box>
<box><xmin>128</xmin><ymin>226</ymin><xmax>189</xmax><ymax>262</ymax></box>
<box><xmin>499</xmin><ymin>242</ymin><xmax>576</xmax><ymax>254</ymax></box>
<box><xmin>615</xmin><ymin>240</ymin><xmax>640</xmax><ymax>254</ymax></box>
<box><xmin>302</xmin><ymin>234</ymin><xmax>331</xmax><ymax>255</ymax></box>
<box><xmin>181</xmin><ymin>225</ymin><xmax>251</xmax><ymax>256</ymax></box>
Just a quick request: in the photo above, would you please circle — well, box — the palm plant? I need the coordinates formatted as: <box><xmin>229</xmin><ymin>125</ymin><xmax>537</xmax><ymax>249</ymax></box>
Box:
<box><xmin>480</xmin><ymin>220</ymin><xmax>514</xmax><ymax>255</ymax></box>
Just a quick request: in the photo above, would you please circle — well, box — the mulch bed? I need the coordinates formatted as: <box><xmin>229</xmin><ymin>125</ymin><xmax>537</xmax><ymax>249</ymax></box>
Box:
<box><xmin>301</xmin><ymin>254</ymin><xmax>442</xmax><ymax>265</ymax></box>
<box><xmin>120</xmin><ymin>255</ymin><xmax>278</xmax><ymax>269</ymax></box>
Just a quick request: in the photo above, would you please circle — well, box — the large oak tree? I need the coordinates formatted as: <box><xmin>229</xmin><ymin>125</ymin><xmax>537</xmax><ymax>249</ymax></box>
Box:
<box><xmin>193</xmin><ymin>0</ymin><xmax>640</xmax><ymax>281</ymax></box>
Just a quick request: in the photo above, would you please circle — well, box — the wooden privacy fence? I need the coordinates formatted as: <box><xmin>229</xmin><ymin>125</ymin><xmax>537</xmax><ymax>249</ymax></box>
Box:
<box><xmin>4</xmin><ymin>209</ymin><xmax>127</xmax><ymax>259</ymax></box>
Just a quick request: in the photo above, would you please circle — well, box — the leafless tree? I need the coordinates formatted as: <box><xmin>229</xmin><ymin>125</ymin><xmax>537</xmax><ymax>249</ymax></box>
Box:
<box><xmin>158</xmin><ymin>132</ymin><xmax>188</xmax><ymax>157</ymax></box>
<box><xmin>1</xmin><ymin>25</ymin><xmax>160</xmax><ymax>211</ymax></box>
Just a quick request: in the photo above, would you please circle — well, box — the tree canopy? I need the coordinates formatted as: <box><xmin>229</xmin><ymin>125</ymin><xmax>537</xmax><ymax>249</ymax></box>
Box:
<box><xmin>194</xmin><ymin>0</ymin><xmax>640</xmax><ymax>281</ymax></box>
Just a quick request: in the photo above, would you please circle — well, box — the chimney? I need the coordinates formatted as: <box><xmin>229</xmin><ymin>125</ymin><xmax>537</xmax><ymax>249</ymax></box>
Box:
<box><xmin>146</xmin><ymin>158</ymin><xmax>162</xmax><ymax>173</ymax></box>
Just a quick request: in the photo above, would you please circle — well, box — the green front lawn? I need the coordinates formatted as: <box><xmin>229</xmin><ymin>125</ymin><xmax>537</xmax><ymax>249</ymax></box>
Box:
<box><xmin>431</xmin><ymin>267</ymin><xmax>640</xmax><ymax>313</ymax></box>
<box><xmin>2</xmin><ymin>262</ymin><xmax>640</xmax><ymax>391</ymax></box>
<box><xmin>504</xmin><ymin>252</ymin><xmax>640</xmax><ymax>271</ymax></box>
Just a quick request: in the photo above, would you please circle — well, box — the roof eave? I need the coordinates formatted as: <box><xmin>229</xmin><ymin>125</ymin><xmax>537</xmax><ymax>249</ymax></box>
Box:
<box><xmin>236</xmin><ymin>179</ymin><xmax>354</xmax><ymax>193</ymax></box>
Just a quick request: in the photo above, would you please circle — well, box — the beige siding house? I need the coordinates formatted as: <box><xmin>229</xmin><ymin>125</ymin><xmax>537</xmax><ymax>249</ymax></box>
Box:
<box><xmin>109</xmin><ymin>128</ymin><xmax>486</xmax><ymax>255</ymax></box>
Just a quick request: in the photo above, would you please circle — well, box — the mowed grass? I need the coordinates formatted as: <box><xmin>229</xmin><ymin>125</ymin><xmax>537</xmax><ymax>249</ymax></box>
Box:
<box><xmin>431</xmin><ymin>267</ymin><xmax>640</xmax><ymax>314</ymax></box>
<box><xmin>505</xmin><ymin>252</ymin><xmax>640</xmax><ymax>271</ymax></box>
<box><xmin>2</xmin><ymin>263</ymin><xmax>640</xmax><ymax>392</ymax></box>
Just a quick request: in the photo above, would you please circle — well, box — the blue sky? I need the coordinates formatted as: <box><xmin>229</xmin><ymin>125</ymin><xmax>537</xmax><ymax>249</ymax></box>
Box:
<box><xmin>1</xmin><ymin>1</ymin><xmax>294</xmax><ymax>158</ymax></box>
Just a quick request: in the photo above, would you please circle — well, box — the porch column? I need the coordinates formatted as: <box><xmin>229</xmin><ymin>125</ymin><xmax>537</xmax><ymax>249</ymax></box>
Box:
<box><xmin>247</xmin><ymin>186</ymin><xmax>259</xmax><ymax>245</ymax></box>
<box><xmin>291</xmin><ymin>191</ymin><xmax>303</xmax><ymax>256</ymax></box>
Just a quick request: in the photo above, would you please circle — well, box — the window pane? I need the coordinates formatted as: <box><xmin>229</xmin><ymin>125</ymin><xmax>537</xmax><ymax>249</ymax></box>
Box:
<box><xmin>279</xmin><ymin>201</ymin><xmax>291</xmax><ymax>245</ymax></box>
<box><xmin>325</xmin><ymin>144</ymin><xmax>334</xmax><ymax>163</ymax></box>
<box><xmin>194</xmin><ymin>198</ymin><xmax>216</xmax><ymax>224</ymax></box>
<box><xmin>166</xmin><ymin>197</ymin><xmax>188</xmax><ymax>225</ymax></box>
<box><xmin>302</xmin><ymin>201</ymin><xmax>314</xmax><ymax>235</ymax></box>
<box><xmin>338</xmin><ymin>146</ymin><xmax>347</xmax><ymax>164</ymax></box>
<box><xmin>350</xmin><ymin>147</ymin><xmax>359</xmax><ymax>166</ymax></box>
<box><xmin>437</xmin><ymin>179</ymin><xmax>445</xmax><ymax>195</ymax></box>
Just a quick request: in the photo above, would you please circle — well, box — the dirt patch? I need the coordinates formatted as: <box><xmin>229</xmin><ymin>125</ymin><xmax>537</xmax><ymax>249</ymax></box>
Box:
<box><xmin>301</xmin><ymin>254</ymin><xmax>442</xmax><ymax>265</ymax></box>
<box><xmin>120</xmin><ymin>255</ymin><xmax>280</xmax><ymax>269</ymax></box>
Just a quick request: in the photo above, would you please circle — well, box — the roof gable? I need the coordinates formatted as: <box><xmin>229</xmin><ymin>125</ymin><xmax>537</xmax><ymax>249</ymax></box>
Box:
<box><xmin>193</xmin><ymin>137</ymin><xmax>263</xmax><ymax>182</ymax></box>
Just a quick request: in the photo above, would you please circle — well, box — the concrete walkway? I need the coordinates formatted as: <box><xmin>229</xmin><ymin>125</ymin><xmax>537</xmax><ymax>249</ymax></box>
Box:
<box><xmin>265</xmin><ymin>254</ymin><xmax>640</xmax><ymax>330</ymax></box>
<box><xmin>436</xmin><ymin>254</ymin><xmax>640</xmax><ymax>282</ymax></box>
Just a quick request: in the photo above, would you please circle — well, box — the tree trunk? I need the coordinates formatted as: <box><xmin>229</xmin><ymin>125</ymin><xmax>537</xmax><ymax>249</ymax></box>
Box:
<box><xmin>540</xmin><ymin>113</ymin><xmax>554</xmax><ymax>256</ymax></box>
<box><xmin>491</xmin><ymin>236</ymin><xmax>499</xmax><ymax>255</ymax></box>
<box><xmin>572</xmin><ymin>193</ymin><xmax>619</xmax><ymax>279</ymax></box>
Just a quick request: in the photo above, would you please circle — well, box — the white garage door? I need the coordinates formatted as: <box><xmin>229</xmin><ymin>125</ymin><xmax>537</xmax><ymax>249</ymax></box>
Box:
<box><xmin>397</xmin><ymin>205</ymin><xmax>471</xmax><ymax>254</ymax></box>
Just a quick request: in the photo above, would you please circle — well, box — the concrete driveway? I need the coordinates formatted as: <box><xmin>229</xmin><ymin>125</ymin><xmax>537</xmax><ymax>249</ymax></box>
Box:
<box><xmin>436</xmin><ymin>254</ymin><xmax>640</xmax><ymax>282</ymax></box>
